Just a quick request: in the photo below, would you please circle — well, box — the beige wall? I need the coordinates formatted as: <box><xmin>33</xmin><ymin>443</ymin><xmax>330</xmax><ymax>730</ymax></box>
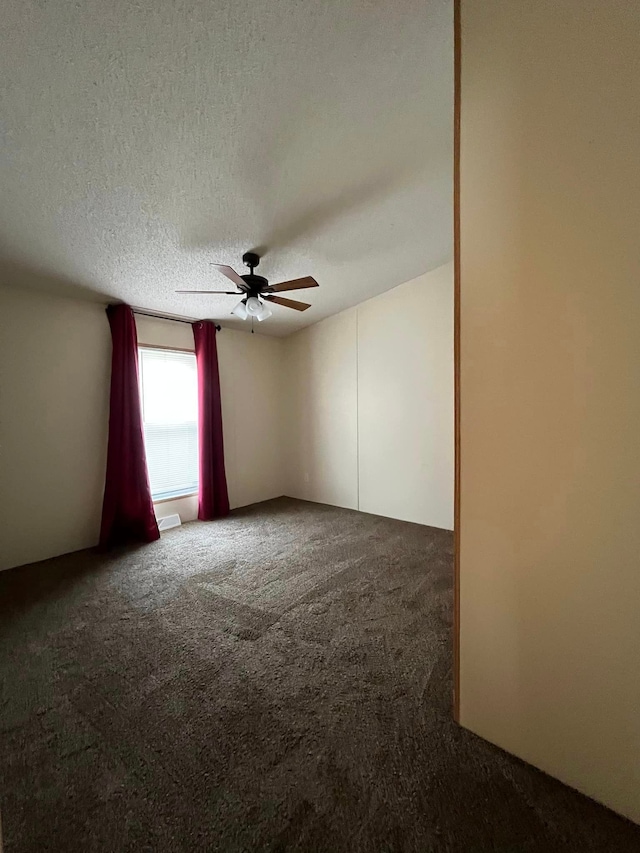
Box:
<box><xmin>0</xmin><ymin>296</ymin><xmax>286</xmax><ymax>571</ymax></box>
<box><xmin>358</xmin><ymin>264</ymin><xmax>453</xmax><ymax>529</ymax></box>
<box><xmin>285</xmin><ymin>309</ymin><xmax>359</xmax><ymax>510</ymax></box>
<box><xmin>0</xmin><ymin>285</ymin><xmax>111</xmax><ymax>570</ymax></box>
<box><xmin>459</xmin><ymin>0</ymin><xmax>640</xmax><ymax>823</ymax></box>
<box><xmin>285</xmin><ymin>263</ymin><xmax>454</xmax><ymax>529</ymax></box>
<box><xmin>216</xmin><ymin>327</ymin><xmax>286</xmax><ymax>511</ymax></box>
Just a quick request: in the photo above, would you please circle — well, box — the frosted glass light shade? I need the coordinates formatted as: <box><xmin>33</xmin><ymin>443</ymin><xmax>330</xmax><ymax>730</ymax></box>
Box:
<box><xmin>231</xmin><ymin>299</ymin><xmax>248</xmax><ymax>320</ymax></box>
<box><xmin>245</xmin><ymin>296</ymin><xmax>262</xmax><ymax>317</ymax></box>
<box><xmin>256</xmin><ymin>302</ymin><xmax>273</xmax><ymax>321</ymax></box>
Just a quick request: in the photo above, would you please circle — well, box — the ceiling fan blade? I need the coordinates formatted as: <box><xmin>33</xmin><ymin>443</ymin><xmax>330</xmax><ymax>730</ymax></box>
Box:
<box><xmin>264</xmin><ymin>295</ymin><xmax>311</xmax><ymax>312</ymax></box>
<box><xmin>211</xmin><ymin>264</ymin><xmax>247</xmax><ymax>289</ymax></box>
<box><xmin>175</xmin><ymin>290</ymin><xmax>239</xmax><ymax>294</ymax></box>
<box><xmin>267</xmin><ymin>276</ymin><xmax>319</xmax><ymax>293</ymax></box>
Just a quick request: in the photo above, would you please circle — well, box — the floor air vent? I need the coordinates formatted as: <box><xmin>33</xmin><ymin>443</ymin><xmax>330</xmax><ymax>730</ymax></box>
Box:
<box><xmin>157</xmin><ymin>513</ymin><xmax>182</xmax><ymax>532</ymax></box>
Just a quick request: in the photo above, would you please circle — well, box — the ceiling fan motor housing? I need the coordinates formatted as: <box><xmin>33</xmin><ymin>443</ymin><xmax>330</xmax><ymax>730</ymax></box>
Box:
<box><xmin>241</xmin><ymin>273</ymin><xmax>268</xmax><ymax>294</ymax></box>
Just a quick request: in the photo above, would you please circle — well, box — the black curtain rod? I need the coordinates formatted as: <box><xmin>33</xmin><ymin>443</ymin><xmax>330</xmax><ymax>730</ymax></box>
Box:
<box><xmin>132</xmin><ymin>307</ymin><xmax>221</xmax><ymax>331</ymax></box>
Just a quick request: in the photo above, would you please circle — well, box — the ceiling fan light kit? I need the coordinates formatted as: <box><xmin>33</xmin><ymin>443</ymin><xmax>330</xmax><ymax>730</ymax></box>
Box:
<box><xmin>231</xmin><ymin>295</ymin><xmax>272</xmax><ymax>322</ymax></box>
<box><xmin>176</xmin><ymin>251</ymin><xmax>319</xmax><ymax>325</ymax></box>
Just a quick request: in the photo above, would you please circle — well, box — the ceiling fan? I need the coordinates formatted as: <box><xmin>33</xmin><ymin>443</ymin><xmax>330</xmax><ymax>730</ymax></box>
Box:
<box><xmin>176</xmin><ymin>252</ymin><xmax>319</xmax><ymax>323</ymax></box>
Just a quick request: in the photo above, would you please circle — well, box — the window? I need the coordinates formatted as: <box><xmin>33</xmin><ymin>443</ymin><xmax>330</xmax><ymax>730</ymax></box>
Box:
<box><xmin>139</xmin><ymin>347</ymin><xmax>198</xmax><ymax>501</ymax></box>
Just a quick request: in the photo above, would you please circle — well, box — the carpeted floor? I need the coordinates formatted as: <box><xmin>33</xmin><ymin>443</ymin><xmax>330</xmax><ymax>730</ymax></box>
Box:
<box><xmin>1</xmin><ymin>497</ymin><xmax>639</xmax><ymax>852</ymax></box>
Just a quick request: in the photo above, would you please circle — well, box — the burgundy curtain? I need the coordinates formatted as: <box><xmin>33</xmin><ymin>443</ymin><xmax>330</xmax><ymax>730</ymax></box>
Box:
<box><xmin>100</xmin><ymin>304</ymin><xmax>159</xmax><ymax>548</ymax></box>
<box><xmin>192</xmin><ymin>320</ymin><xmax>230</xmax><ymax>520</ymax></box>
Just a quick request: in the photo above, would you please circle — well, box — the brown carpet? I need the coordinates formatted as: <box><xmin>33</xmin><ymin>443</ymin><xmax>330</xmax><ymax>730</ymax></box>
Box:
<box><xmin>1</xmin><ymin>497</ymin><xmax>639</xmax><ymax>852</ymax></box>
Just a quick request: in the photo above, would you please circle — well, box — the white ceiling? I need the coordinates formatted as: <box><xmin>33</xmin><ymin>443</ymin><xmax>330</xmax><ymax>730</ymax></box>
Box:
<box><xmin>0</xmin><ymin>0</ymin><xmax>453</xmax><ymax>336</ymax></box>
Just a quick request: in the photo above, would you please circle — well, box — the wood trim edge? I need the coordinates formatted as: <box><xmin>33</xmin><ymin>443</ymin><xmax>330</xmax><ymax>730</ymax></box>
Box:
<box><xmin>453</xmin><ymin>0</ymin><xmax>462</xmax><ymax>724</ymax></box>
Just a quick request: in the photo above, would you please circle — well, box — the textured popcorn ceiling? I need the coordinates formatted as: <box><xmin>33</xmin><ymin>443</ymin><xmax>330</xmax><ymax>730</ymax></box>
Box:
<box><xmin>0</xmin><ymin>0</ymin><xmax>452</xmax><ymax>336</ymax></box>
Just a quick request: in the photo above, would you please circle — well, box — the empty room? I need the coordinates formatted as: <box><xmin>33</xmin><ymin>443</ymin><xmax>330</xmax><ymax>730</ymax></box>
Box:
<box><xmin>1</xmin><ymin>1</ymin><xmax>639</xmax><ymax>851</ymax></box>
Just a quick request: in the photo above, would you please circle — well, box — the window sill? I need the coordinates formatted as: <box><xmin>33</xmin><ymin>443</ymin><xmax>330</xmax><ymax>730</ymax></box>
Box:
<box><xmin>153</xmin><ymin>492</ymin><xmax>198</xmax><ymax>505</ymax></box>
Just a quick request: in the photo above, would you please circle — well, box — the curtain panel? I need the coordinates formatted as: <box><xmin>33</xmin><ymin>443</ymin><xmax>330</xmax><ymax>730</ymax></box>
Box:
<box><xmin>192</xmin><ymin>320</ymin><xmax>229</xmax><ymax>520</ymax></box>
<box><xmin>100</xmin><ymin>304</ymin><xmax>159</xmax><ymax>547</ymax></box>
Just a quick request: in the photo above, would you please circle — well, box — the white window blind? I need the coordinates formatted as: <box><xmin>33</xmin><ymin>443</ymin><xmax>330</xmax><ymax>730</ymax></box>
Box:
<box><xmin>139</xmin><ymin>347</ymin><xmax>199</xmax><ymax>501</ymax></box>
